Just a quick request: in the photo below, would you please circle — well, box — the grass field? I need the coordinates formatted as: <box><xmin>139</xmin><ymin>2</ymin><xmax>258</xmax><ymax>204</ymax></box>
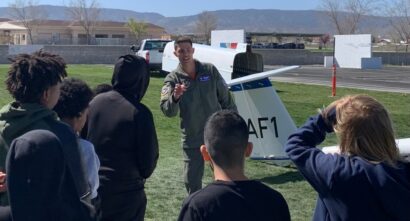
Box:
<box><xmin>1</xmin><ymin>64</ymin><xmax>409</xmax><ymax>221</ymax></box>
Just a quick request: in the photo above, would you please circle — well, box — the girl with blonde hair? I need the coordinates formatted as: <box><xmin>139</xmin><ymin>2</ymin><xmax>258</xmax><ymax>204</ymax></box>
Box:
<box><xmin>286</xmin><ymin>94</ymin><xmax>410</xmax><ymax>221</ymax></box>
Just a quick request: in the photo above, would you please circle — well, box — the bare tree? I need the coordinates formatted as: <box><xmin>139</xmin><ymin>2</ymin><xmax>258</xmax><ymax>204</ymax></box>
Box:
<box><xmin>8</xmin><ymin>0</ymin><xmax>48</xmax><ymax>44</ymax></box>
<box><xmin>320</xmin><ymin>34</ymin><xmax>331</xmax><ymax>49</ymax></box>
<box><xmin>195</xmin><ymin>11</ymin><xmax>217</xmax><ymax>44</ymax></box>
<box><xmin>384</xmin><ymin>0</ymin><xmax>410</xmax><ymax>50</ymax></box>
<box><xmin>67</xmin><ymin>0</ymin><xmax>100</xmax><ymax>45</ymax></box>
<box><xmin>320</xmin><ymin>0</ymin><xmax>379</xmax><ymax>34</ymax></box>
<box><xmin>126</xmin><ymin>18</ymin><xmax>147</xmax><ymax>43</ymax></box>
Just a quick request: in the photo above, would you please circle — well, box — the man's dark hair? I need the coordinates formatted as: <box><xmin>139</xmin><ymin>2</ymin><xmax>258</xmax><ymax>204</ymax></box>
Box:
<box><xmin>174</xmin><ymin>36</ymin><xmax>193</xmax><ymax>49</ymax></box>
<box><xmin>93</xmin><ymin>83</ymin><xmax>113</xmax><ymax>95</ymax></box>
<box><xmin>5</xmin><ymin>50</ymin><xmax>67</xmax><ymax>103</ymax></box>
<box><xmin>54</xmin><ymin>78</ymin><xmax>93</xmax><ymax>119</ymax></box>
<box><xmin>204</xmin><ymin>110</ymin><xmax>249</xmax><ymax>168</ymax></box>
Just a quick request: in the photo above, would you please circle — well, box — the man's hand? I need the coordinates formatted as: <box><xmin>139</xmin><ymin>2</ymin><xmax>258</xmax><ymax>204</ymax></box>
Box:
<box><xmin>173</xmin><ymin>83</ymin><xmax>187</xmax><ymax>101</ymax></box>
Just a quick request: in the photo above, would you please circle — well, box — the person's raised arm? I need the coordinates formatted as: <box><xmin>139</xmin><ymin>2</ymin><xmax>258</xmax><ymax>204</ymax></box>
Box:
<box><xmin>285</xmin><ymin>107</ymin><xmax>340</xmax><ymax>193</ymax></box>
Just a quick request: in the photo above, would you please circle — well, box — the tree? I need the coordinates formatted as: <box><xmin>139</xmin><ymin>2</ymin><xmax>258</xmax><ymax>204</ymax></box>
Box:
<box><xmin>126</xmin><ymin>18</ymin><xmax>147</xmax><ymax>43</ymax></box>
<box><xmin>320</xmin><ymin>0</ymin><xmax>379</xmax><ymax>34</ymax></box>
<box><xmin>8</xmin><ymin>0</ymin><xmax>48</xmax><ymax>44</ymax></box>
<box><xmin>320</xmin><ymin>34</ymin><xmax>331</xmax><ymax>49</ymax></box>
<box><xmin>384</xmin><ymin>0</ymin><xmax>410</xmax><ymax>50</ymax></box>
<box><xmin>195</xmin><ymin>11</ymin><xmax>217</xmax><ymax>44</ymax></box>
<box><xmin>67</xmin><ymin>0</ymin><xmax>100</xmax><ymax>45</ymax></box>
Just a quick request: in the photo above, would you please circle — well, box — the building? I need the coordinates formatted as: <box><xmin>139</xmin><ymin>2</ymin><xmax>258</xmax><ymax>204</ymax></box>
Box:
<box><xmin>0</xmin><ymin>21</ymin><xmax>27</xmax><ymax>45</ymax></box>
<box><xmin>0</xmin><ymin>19</ymin><xmax>168</xmax><ymax>45</ymax></box>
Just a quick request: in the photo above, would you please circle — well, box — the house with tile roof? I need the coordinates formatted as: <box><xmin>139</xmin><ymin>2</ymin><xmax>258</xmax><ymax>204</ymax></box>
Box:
<box><xmin>0</xmin><ymin>19</ymin><xmax>168</xmax><ymax>45</ymax></box>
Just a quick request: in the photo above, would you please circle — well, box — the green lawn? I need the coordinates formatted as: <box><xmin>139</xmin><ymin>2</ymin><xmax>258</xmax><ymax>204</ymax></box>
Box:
<box><xmin>1</xmin><ymin>64</ymin><xmax>409</xmax><ymax>221</ymax></box>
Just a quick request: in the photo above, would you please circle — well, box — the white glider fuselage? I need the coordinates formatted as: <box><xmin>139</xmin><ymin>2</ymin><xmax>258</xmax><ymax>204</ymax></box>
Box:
<box><xmin>162</xmin><ymin>41</ymin><xmax>410</xmax><ymax>163</ymax></box>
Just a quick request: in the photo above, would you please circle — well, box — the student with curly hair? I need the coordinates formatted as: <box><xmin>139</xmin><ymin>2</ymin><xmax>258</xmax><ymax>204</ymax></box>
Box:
<box><xmin>0</xmin><ymin>51</ymin><xmax>96</xmax><ymax>220</ymax></box>
<box><xmin>0</xmin><ymin>51</ymin><xmax>67</xmax><ymax>163</ymax></box>
<box><xmin>54</xmin><ymin>78</ymin><xmax>100</xmax><ymax>200</ymax></box>
<box><xmin>286</xmin><ymin>95</ymin><xmax>410</xmax><ymax>221</ymax></box>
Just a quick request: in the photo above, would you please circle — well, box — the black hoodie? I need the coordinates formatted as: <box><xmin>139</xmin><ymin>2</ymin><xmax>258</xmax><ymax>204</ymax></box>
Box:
<box><xmin>6</xmin><ymin>130</ymin><xmax>93</xmax><ymax>221</ymax></box>
<box><xmin>85</xmin><ymin>55</ymin><xmax>159</xmax><ymax>219</ymax></box>
<box><xmin>111</xmin><ymin>54</ymin><xmax>150</xmax><ymax>102</ymax></box>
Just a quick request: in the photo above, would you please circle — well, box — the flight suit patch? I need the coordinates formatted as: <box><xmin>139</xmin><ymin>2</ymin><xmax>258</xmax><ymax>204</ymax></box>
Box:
<box><xmin>161</xmin><ymin>86</ymin><xmax>170</xmax><ymax>100</ymax></box>
<box><xmin>199</xmin><ymin>75</ymin><xmax>211</xmax><ymax>82</ymax></box>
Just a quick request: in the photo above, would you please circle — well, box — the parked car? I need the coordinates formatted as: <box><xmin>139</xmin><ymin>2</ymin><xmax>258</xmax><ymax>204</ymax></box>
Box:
<box><xmin>251</xmin><ymin>43</ymin><xmax>265</xmax><ymax>48</ymax></box>
<box><xmin>281</xmin><ymin>43</ymin><xmax>296</xmax><ymax>49</ymax></box>
<box><xmin>266</xmin><ymin>43</ymin><xmax>279</xmax><ymax>48</ymax></box>
<box><xmin>296</xmin><ymin>43</ymin><xmax>305</xmax><ymax>49</ymax></box>
<box><xmin>130</xmin><ymin>39</ymin><xmax>171</xmax><ymax>72</ymax></box>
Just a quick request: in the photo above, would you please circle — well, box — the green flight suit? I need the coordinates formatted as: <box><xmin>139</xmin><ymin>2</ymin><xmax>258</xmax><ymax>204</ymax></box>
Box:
<box><xmin>160</xmin><ymin>60</ymin><xmax>237</xmax><ymax>193</ymax></box>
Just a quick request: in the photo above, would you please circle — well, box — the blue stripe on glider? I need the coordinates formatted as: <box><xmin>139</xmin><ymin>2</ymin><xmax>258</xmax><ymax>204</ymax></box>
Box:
<box><xmin>250</xmin><ymin>156</ymin><xmax>290</xmax><ymax>160</ymax></box>
<box><xmin>230</xmin><ymin>78</ymin><xmax>272</xmax><ymax>92</ymax></box>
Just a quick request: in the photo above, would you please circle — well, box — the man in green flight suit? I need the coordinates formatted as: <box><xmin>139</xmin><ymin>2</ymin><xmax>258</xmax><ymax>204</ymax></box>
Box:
<box><xmin>160</xmin><ymin>36</ymin><xmax>237</xmax><ymax>194</ymax></box>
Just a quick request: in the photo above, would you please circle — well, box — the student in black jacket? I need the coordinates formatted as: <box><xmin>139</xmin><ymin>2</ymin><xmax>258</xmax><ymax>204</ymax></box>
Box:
<box><xmin>85</xmin><ymin>55</ymin><xmax>159</xmax><ymax>221</ymax></box>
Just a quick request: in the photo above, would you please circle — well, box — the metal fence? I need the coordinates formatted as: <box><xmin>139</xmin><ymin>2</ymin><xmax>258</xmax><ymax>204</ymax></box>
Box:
<box><xmin>29</xmin><ymin>36</ymin><xmax>137</xmax><ymax>46</ymax></box>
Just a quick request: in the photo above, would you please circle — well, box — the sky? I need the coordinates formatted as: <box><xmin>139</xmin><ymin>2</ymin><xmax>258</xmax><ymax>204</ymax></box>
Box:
<box><xmin>0</xmin><ymin>0</ymin><xmax>323</xmax><ymax>17</ymax></box>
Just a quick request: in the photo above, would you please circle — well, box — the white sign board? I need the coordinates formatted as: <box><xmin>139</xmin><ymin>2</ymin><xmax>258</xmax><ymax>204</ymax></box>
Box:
<box><xmin>211</xmin><ymin>30</ymin><xmax>245</xmax><ymax>49</ymax></box>
<box><xmin>334</xmin><ymin>34</ymin><xmax>372</xmax><ymax>69</ymax></box>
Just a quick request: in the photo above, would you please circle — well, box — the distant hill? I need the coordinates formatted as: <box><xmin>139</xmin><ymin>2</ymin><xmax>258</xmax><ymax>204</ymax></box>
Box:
<box><xmin>0</xmin><ymin>5</ymin><xmax>165</xmax><ymax>23</ymax></box>
<box><xmin>0</xmin><ymin>5</ymin><xmax>392</xmax><ymax>35</ymax></box>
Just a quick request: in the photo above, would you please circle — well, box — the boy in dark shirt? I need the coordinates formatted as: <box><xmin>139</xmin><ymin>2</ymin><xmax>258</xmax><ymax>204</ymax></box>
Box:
<box><xmin>178</xmin><ymin>110</ymin><xmax>290</xmax><ymax>221</ymax></box>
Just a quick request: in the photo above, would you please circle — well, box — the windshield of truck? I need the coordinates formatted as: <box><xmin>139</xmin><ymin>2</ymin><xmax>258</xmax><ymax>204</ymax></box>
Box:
<box><xmin>144</xmin><ymin>41</ymin><xmax>170</xmax><ymax>50</ymax></box>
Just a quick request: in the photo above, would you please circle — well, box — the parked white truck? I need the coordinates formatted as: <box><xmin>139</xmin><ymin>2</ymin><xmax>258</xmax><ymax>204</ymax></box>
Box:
<box><xmin>131</xmin><ymin>39</ymin><xmax>171</xmax><ymax>72</ymax></box>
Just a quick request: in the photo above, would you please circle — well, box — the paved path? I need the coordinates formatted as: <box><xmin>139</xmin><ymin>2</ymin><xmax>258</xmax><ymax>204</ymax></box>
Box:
<box><xmin>265</xmin><ymin>65</ymin><xmax>410</xmax><ymax>94</ymax></box>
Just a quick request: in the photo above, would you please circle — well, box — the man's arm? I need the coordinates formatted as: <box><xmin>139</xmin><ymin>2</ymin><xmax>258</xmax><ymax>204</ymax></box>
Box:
<box><xmin>160</xmin><ymin>79</ymin><xmax>180</xmax><ymax>117</ymax></box>
<box><xmin>213</xmin><ymin>65</ymin><xmax>237</xmax><ymax>111</ymax></box>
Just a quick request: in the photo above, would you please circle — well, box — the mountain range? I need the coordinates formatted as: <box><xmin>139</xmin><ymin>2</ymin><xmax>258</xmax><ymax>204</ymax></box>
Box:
<box><xmin>0</xmin><ymin>5</ymin><xmax>392</xmax><ymax>35</ymax></box>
